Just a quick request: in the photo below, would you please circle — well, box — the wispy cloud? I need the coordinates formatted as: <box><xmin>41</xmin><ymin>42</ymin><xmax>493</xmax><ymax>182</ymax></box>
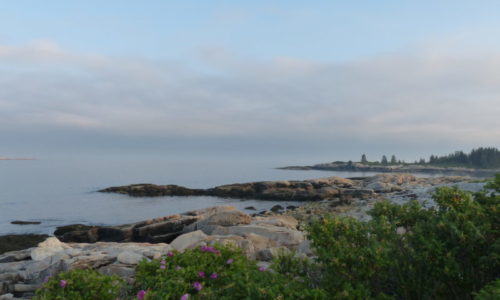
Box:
<box><xmin>1</xmin><ymin>40</ymin><xmax>500</xmax><ymax>149</ymax></box>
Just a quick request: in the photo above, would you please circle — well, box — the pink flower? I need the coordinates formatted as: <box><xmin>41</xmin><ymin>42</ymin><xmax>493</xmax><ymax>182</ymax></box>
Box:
<box><xmin>167</xmin><ymin>251</ymin><xmax>174</xmax><ymax>257</ymax></box>
<box><xmin>137</xmin><ymin>290</ymin><xmax>146</xmax><ymax>299</ymax></box>
<box><xmin>160</xmin><ymin>265</ymin><xmax>166</xmax><ymax>269</ymax></box>
<box><xmin>259</xmin><ymin>266</ymin><xmax>267</xmax><ymax>272</ymax></box>
<box><xmin>180</xmin><ymin>294</ymin><xmax>190</xmax><ymax>300</ymax></box>
<box><xmin>175</xmin><ymin>265</ymin><xmax>182</xmax><ymax>270</ymax></box>
<box><xmin>226</xmin><ymin>258</ymin><xmax>234</xmax><ymax>264</ymax></box>
<box><xmin>59</xmin><ymin>280</ymin><xmax>67</xmax><ymax>288</ymax></box>
<box><xmin>193</xmin><ymin>281</ymin><xmax>202</xmax><ymax>291</ymax></box>
<box><xmin>160</xmin><ymin>260</ymin><xmax>166</xmax><ymax>265</ymax></box>
<box><xmin>210</xmin><ymin>272</ymin><xmax>218</xmax><ymax>279</ymax></box>
<box><xmin>198</xmin><ymin>271</ymin><xmax>205</xmax><ymax>278</ymax></box>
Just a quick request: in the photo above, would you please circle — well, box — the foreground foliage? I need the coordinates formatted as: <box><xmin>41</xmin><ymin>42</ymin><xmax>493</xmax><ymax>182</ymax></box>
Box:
<box><xmin>35</xmin><ymin>175</ymin><xmax>500</xmax><ymax>299</ymax></box>
<box><xmin>307</xmin><ymin>175</ymin><xmax>500</xmax><ymax>299</ymax></box>
<box><xmin>133</xmin><ymin>246</ymin><xmax>324</xmax><ymax>299</ymax></box>
<box><xmin>34</xmin><ymin>269</ymin><xmax>125</xmax><ymax>300</ymax></box>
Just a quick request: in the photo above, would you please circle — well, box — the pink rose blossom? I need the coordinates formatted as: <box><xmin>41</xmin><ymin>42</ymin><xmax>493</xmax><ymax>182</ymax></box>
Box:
<box><xmin>193</xmin><ymin>281</ymin><xmax>202</xmax><ymax>291</ymax></box>
<box><xmin>59</xmin><ymin>280</ymin><xmax>67</xmax><ymax>288</ymax></box>
<box><xmin>137</xmin><ymin>290</ymin><xmax>146</xmax><ymax>300</ymax></box>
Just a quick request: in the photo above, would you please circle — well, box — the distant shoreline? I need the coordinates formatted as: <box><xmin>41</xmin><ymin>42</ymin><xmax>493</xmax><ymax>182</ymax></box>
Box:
<box><xmin>0</xmin><ymin>157</ymin><xmax>35</xmax><ymax>160</ymax></box>
<box><xmin>279</xmin><ymin>162</ymin><xmax>499</xmax><ymax>178</ymax></box>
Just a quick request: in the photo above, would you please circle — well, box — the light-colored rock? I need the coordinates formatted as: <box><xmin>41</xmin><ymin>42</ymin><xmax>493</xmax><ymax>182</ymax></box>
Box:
<box><xmin>170</xmin><ymin>230</ymin><xmax>208</xmax><ymax>252</ymax></box>
<box><xmin>30</xmin><ymin>238</ymin><xmax>68</xmax><ymax>261</ymax></box>
<box><xmin>195</xmin><ymin>210</ymin><xmax>252</xmax><ymax>229</ymax></box>
<box><xmin>0</xmin><ymin>293</ymin><xmax>14</xmax><ymax>300</ymax></box>
<box><xmin>252</xmin><ymin>215</ymin><xmax>298</xmax><ymax>230</ymax></box>
<box><xmin>297</xmin><ymin>240</ymin><xmax>313</xmax><ymax>256</ymax></box>
<box><xmin>117</xmin><ymin>251</ymin><xmax>144</xmax><ymax>265</ymax></box>
<box><xmin>13</xmin><ymin>284</ymin><xmax>38</xmax><ymax>293</ymax></box>
<box><xmin>98</xmin><ymin>264</ymin><xmax>135</xmax><ymax>278</ymax></box>
<box><xmin>243</xmin><ymin>233</ymin><xmax>277</xmax><ymax>250</ymax></box>
<box><xmin>0</xmin><ymin>250</ymin><xmax>32</xmax><ymax>264</ymax></box>
<box><xmin>212</xmin><ymin>225</ymin><xmax>304</xmax><ymax>246</ymax></box>
<box><xmin>69</xmin><ymin>254</ymin><xmax>116</xmax><ymax>269</ymax></box>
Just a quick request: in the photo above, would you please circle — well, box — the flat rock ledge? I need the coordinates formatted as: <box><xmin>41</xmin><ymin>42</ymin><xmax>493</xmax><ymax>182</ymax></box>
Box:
<box><xmin>0</xmin><ymin>206</ymin><xmax>308</xmax><ymax>299</ymax></box>
<box><xmin>99</xmin><ymin>173</ymin><xmax>475</xmax><ymax>203</ymax></box>
<box><xmin>99</xmin><ymin>176</ymin><xmax>375</xmax><ymax>201</ymax></box>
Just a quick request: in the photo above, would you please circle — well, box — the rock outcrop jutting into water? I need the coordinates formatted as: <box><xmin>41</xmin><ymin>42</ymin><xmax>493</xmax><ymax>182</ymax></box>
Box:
<box><xmin>99</xmin><ymin>176</ymin><xmax>375</xmax><ymax>201</ymax></box>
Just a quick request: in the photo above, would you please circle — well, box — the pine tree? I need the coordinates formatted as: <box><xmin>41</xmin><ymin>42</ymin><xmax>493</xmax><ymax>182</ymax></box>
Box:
<box><xmin>390</xmin><ymin>155</ymin><xmax>397</xmax><ymax>165</ymax></box>
<box><xmin>361</xmin><ymin>154</ymin><xmax>368</xmax><ymax>164</ymax></box>
<box><xmin>381</xmin><ymin>155</ymin><xmax>388</xmax><ymax>165</ymax></box>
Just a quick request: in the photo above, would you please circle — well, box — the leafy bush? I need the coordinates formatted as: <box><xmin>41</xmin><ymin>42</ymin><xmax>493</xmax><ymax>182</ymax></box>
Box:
<box><xmin>34</xmin><ymin>269</ymin><xmax>126</xmax><ymax>300</ymax></box>
<box><xmin>133</xmin><ymin>245</ymin><xmax>326</xmax><ymax>299</ymax></box>
<box><xmin>307</xmin><ymin>178</ymin><xmax>500</xmax><ymax>299</ymax></box>
<box><xmin>474</xmin><ymin>279</ymin><xmax>500</xmax><ymax>300</ymax></box>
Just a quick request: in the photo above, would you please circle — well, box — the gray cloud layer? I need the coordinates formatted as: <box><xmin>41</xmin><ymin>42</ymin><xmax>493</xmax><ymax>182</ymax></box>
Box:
<box><xmin>1</xmin><ymin>41</ymin><xmax>499</xmax><ymax>158</ymax></box>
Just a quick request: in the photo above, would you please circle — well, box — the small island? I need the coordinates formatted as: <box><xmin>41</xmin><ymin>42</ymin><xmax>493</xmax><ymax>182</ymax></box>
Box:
<box><xmin>280</xmin><ymin>147</ymin><xmax>500</xmax><ymax>177</ymax></box>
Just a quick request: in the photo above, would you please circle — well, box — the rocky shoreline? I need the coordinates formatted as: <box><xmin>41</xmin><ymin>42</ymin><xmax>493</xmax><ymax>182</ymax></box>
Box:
<box><xmin>0</xmin><ymin>206</ymin><xmax>307</xmax><ymax>299</ymax></box>
<box><xmin>280</xmin><ymin>161</ymin><xmax>499</xmax><ymax>177</ymax></box>
<box><xmin>0</xmin><ymin>173</ymin><xmax>488</xmax><ymax>299</ymax></box>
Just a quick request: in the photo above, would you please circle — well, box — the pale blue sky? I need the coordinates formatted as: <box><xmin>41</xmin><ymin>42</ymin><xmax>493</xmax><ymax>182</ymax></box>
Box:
<box><xmin>1</xmin><ymin>1</ymin><xmax>500</xmax><ymax>161</ymax></box>
<box><xmin>2</xmin><ymin>1</ymin><xmax>500</xmax><ymax>61</ymax></box>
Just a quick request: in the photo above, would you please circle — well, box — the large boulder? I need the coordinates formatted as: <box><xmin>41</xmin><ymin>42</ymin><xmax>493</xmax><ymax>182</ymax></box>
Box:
<box><xmin>170</xmin><ymin>230</ymin><xmax>208</xmax><ymax>252</ymax></box>
<box><xmin>30</xmin><ymin>238</ymin><xmax>69</xmax><ymax>261</ymax></box>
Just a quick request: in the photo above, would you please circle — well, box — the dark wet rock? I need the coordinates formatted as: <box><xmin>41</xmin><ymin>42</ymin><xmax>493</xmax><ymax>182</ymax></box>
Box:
<box><xmin>286</xmin><ymin>205</ymin><xmax>298</xmax><ymax>210</ymax></box>
<box><xmin>244</xmin><ymin>206</ymin><xmax>256</xmax><ymax>210</ymax></box>
<box><xmin>54</xmin><ymin>206</ymin><xmax>252</xmax><ymax>244</ymax></box>
<box><xmin>99</xmin><ymin>184</ymin><xmax>205</xmax><ymax>197</ymax></box>
<box><xmin>10</xmin><ymin>221</ymin><xmax>41</xmax><ymax>225</ymax></box>
<box><xmin>99</xmin><ymin>176</ymin><xmax>365</xmax><ymax>201</ymax></box>
<box><xmin>270</xmin><ymin>205</ymin><xmax>284</xmax><ymax>213</ymax></box>
<box><xmin>0</xmin><ymin>235</ymin><xmax>49</xmax><ymax>255</ymax></box>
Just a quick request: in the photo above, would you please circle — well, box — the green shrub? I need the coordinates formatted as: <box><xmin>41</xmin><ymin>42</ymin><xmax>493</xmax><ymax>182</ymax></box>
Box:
<box><xmin>474</xmin><ymin>279</ymin><xmax>500</xmax><ymax>300</ymax></box>
<box><xmin>34</xmin><ymin>269</ymin><xmax>126</xmax><ymax>300</ymax></box>
<box><xmin>133</xmin><ymin>245</ymin><xmax>326</xmax><ymax>299</ymax></box>
<box><xmin>307</xmin><ymin>182</ymin><xmax>500</xmax><ymax>299</ymax></box>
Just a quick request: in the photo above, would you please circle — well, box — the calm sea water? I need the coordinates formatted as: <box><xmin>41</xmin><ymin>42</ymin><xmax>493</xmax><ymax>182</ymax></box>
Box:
<box><xmin>0</xmin><ymin>158</ymin><xmax>382</xmax><ymax>235</ymax></box>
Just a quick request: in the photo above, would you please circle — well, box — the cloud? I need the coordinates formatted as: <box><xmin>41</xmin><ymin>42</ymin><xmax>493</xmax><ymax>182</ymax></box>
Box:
<box><xmin>1</xmin><ymin>40</ymin><xmax>500</xmax><ymax>150</ymax></box>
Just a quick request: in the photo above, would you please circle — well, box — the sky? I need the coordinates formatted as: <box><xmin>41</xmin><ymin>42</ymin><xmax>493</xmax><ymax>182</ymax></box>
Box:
<box><xmin>1</xmin><ymin>1</ymin><xmax>500</xmax><ymax>162</ymax></box>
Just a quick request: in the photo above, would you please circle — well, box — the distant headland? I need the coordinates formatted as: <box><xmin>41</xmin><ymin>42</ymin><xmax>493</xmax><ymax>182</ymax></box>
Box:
<box><xmin>0</xmin><ymin>157</ymin><xmax>35</xmax><ymax>160</ymax></box>
<box><xmin>280</xmin><ymin>147</ymin><xmax>500</xmax><ymax>177</ymax></box>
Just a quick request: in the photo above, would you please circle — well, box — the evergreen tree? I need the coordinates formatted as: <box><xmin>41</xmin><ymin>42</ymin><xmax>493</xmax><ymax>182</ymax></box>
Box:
<box><xmin>361</xmin><ymin>154</ymin><xmax>368</xmax><ymax>164</ymax></box>
<box><xmin>390</xmin><ymin>155</ymin><xmax>397</xmax><ymax>165</ymax></box>
<box><xmin>426</xmin><ymin>147</ymin><xmax>500</xmax><ymax>168</ymax></box>
<box><xmin>381</xmin><ymin>155</ymin><xmax>388</xmax><ymax>165</ymax></box>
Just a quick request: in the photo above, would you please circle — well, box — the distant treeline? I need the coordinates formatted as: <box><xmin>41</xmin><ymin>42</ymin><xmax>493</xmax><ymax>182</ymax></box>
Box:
<box><xmin>428</xmin><ymin>147</ymin><xmax>500</xmax><ymax>169</ymax></box>
<box><xmin>360</xmin><ymin>147</ymin><xmax>500</xmax><ymax>169</ymax></box>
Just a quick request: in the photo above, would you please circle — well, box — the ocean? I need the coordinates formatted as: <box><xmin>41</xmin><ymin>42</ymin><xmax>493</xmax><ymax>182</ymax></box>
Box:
<box><xmin>0</xmin><ymin>158</ymin><xmax>382</xmax><ymax>236</ymax></box>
